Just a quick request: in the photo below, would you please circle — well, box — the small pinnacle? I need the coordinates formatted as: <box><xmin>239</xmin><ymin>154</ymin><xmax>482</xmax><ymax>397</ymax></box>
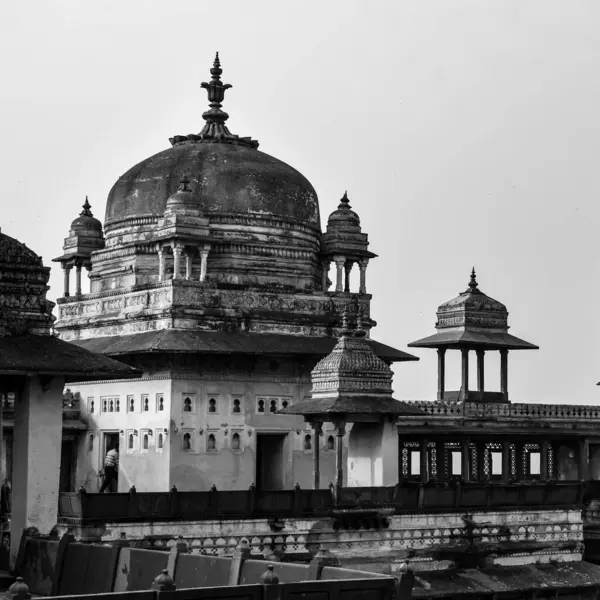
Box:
<box><xmin>338</xmin><ymin>191</ymin><xmax>351</xmax><ymax>209</ymax></box>
<box><xmin>468</xmin><ymin>267</ymin><xmax>478</xmax><ymax>291</ymax></box>
<box><xmin>80</xmin><ymin>196</ymin><xmax>93</xmax><ymax>217</ymax></box>
<box><xmin>340</xmin><ymin>309</ymin><xmax>352</xmax><ymax>338</ymax></box>
<box><xmin>178</xmin><ymin>175</ymin><xmax>192</xmax><ymax>192</ymax></box>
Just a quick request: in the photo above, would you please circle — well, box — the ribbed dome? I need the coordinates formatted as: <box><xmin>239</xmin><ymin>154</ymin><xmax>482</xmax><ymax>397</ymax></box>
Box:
<box><xmin>105</xmin><ymin>142</ymin><xmax>319</xmax><ymax>227</ymax></box>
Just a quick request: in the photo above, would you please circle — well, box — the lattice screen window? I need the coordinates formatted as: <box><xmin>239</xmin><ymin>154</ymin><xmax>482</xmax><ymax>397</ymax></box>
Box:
<box><xmin>401</xmin><ymin>441</ymin><xmax>420</xmax><ymax>477</ymax></box>
<box><xmin>469</xmin><ymin>443</ymin><xmax>478</xmax><ymax>481</ymax></box>
<box><xmin>427</xmin><ymin>441</ymin><xmax>437</xmax><ymax>479</ymax></box>
<box><xmin>547</xmin><ymin>444</ymin><xmax>555</xmax><ymax>479</ymax></box>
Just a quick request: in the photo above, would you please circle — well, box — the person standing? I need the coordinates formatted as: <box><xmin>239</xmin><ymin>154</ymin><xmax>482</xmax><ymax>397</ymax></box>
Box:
<box><xmin>99</xmin><ymin>445</ymin><xmax>119</xmax><ymax>493</ymax></box>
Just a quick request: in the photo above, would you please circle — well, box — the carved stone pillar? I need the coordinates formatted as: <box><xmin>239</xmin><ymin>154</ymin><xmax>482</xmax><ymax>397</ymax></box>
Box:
<box><xmin>420</xmin><ymin>438</ymin><xmax>429</xmax><ymax>483</ymax></box>
<box><xmin>502</xmin><ymin>440</ymin><xmax>511</xmax><ymax>483</ymax></box>
<box><xmin>476</xmin><ymin>349</ymin><xmax>485</xmax><ymax>398</ymax></box>
<box><xmin>334</xmin><ymin>420</ymin><xmax>346</xmax><ymax>501</ymax></box>
<box><xmin>461</xmin><ymin>438</ymin><xmax>470</xmax><ymax>482</ymax></box>
<box><xmin>437</xmin><ymin>348</ymin><xmax>446</xmax><ymax>400</ymax></box>
<box><xmin>343</xmin><ymin>261</ymin><xmax>354</xmax><ymax>293</ymax></box>
<box><xmin>199</xmin><ymin>247</ymin><xmax>210</xmax><ymax>283</ymax></box>
<box><xmin>500</xmin><ymin>349</ymin><xmax>509</xmax><ymax>401</ymax></box>
<box><xmin>75</xmin><ymin>264</ymin><xmax>82</xmax><ymax>296</ymax></box>
<box><xmin>312</xmin><ymin>422</ymin><xmax>323</xmax><ymax>489</ymax></box>
<box><xmin>172</xmin><ymin>245</ymin><xmax>182</xmax><ymax>280</ymax></box>
<box><xmin>62</xmin><ymin>264</ymin><xmax>72</xmax><ymax>297</ymax></box>
<box><xmin>461</xmin><ymin>348</ymin><xmax>469</xmax><ymax>400</ymax></box>
<box><xmin>580</xmin><ymin>438</ymin><xmax>589</xmax><ymax>481</ymax></box>
<box><xmin>321</xmin><ymin>261</ymin><xmax>331</xmax><ymax>291</ymax></box>
<box><xmin>541</xmin><ymin>440</ymin><xmax>549</xmax><ymax>481</ymax></box>
<box><xmin>185</xmin><ymin>252</ymin><xmax>193</xmax><ymax>280</ymax></box>
<box><xmin>158</xmin><ymin>247</ymin><xmax>166</xmax><ymax>282</ymax></box>
<box><xmin>358</xmin><ymin>259</ymin><xmax>368</xmax><ymax>294</ymax></box>
<box><xmin>333</xmin><ymin>256</ymin><xmax>345</xmax><ymax>293</ymax></box>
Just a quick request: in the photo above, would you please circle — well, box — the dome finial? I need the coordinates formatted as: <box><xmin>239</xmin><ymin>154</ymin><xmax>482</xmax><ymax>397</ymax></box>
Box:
<box><xmin>340</xmin><ymin>308</ymin><xmax>352</xmax><ymax>338</ymax></box>
<box><xmin>468</xmin><ymin>267</ymin><xmax>478</xmax><ymax>292</ymax></box>
<box><xmin>178</xmin><ymin>174</ymin><xmax>191</xmax><ymax>192</ymax></box>
<box><xmin>355</xmin><ymin>307</ymin><xmax>367</xmax><ymax>338</ymax></box>
<box><xmin>201</xmin><ymin>51</ymin><xmax>232</xmax><ymax>126</ymax></box>
<box><xmin>80</xmin><ymin>196</ymin><xmax>93</xmax><ymax>217</ymax></box>
<box><xmin>338</xmin><ymin>191</ymin><xmax>352</xmax><ymax>210</ymax></box>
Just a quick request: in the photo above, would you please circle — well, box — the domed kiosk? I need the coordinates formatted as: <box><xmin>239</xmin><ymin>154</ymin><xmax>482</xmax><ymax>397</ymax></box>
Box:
<box><xmin>53</xmin><ymin>55</ymin><xmax>418</xmax><ymax>494</ymax></box>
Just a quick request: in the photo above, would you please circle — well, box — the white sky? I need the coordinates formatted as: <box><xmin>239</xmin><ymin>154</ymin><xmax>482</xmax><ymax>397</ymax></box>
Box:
<box><xmin>1</xmin><ymin>0</ymin><xmax>599</xmax><ymax>404</ymax></box>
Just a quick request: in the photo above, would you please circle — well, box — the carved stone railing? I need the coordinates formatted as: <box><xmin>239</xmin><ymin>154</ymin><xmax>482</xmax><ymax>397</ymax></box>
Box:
<box><xmin>58</xmin><ymin>482</ymin><xmax>586</xmax><ymax>526</ymax></box>
<box><xmin>406</xmin><ymin>400</ymin><xmax>600</xmax><ymax>421</ymax></box>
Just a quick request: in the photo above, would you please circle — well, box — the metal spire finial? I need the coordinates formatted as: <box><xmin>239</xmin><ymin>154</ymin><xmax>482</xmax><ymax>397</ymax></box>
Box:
<box><xmin>468</xmin><ymin>267</ymin><xmax>478</xmax><ymax>292</ymax></box>
<box><xmin>80</xmin><ymin>196</ymin><xmax>93</xmax><ymax>217</ymax></box>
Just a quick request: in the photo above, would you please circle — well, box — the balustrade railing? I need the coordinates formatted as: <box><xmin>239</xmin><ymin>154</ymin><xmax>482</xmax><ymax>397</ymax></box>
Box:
<box><xmin>58</xmin><ymin>481</ymin><xmax>587</xmax><ymax>525</ymax></box>
<box><xmin>406</xmin><ymin>400</ymin><xmax>600</xmax><ymax>421</ymax></box>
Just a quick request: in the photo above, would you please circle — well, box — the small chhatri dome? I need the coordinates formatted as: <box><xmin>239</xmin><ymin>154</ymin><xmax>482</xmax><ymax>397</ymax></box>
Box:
<box><xmin>409</xmin><ymin>269</ymin><xmax>538</xmax><ymax>351</ymax></box>
<box><xmin>436</xmin><ymin>267</ymin><xmax>509</xmax><ymax>331</ymax></box>
<box><xmin>165</xmin><ymin>175</ymin><xmax>200</xmax><ymax>212</ymax></box>
<box><xmin>326</xmin><ymin>191</ymin><xmax>361</xmax><ymax>229</ymax></box>
<box><xmin>70</xmin><ymin>197</ymin><xmax>102</xmax><ymax>232</ymax></box>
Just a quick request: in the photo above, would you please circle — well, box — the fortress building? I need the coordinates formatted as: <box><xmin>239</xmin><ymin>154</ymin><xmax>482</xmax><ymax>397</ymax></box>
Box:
<box><xmin>52</xmin><ymin>54</ymin><xmax>417</xmax><ymax>493</ymax></box>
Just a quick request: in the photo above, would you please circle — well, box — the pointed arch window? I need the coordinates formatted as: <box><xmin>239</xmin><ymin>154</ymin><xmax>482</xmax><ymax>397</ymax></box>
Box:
<box><xmin>157</xmin><ymin>433</ymin><xmax>164</xmax><ymax>449</ymax></box>
<box><xmin>183</xmin><ymin>433</ymin><xmax>192</xmax><ymax>451</ymax></box>
<box><xmin>128</xmin><ymin>433</ymin><xmax>134</xmax><ymax>450</ymax></box>
<box><xmin>327</xmin><ymin>435</ymin><xmax>335</xmax><ymax>451</ymax></box>
<box><xmin>183</xmin><ymin>397</ymin><xmax>192</xmax><ymax>412</ymax></box>
<box><xmin>233</xmin><ymin>399</ymin><xmax>241</xmax><ymax>414</ymax></box>
<box><xmin>304</xmin><ymin>434</ymin><xmax>312</xmax><ymax>451</ymax></box>
<box><xmin>207</xmin><ymin>434</ymin><xmax>217</xmax><ymax>451</ymax></box>
<box><xmin>231</xmin><ymin>432</ymin><xmax>241</xmax><ymax>451</ymax></box>
<box><xmin>208</xmin><ymin>398</ymin><xmax>217</xmax><ymax>413</ymax></box>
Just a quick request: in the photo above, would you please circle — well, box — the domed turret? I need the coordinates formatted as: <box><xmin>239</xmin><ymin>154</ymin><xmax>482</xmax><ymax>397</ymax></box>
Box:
<box><xmin>70</xmin><ymin>197</ymin><xmax>103</xmax><ymax>233</ymax></box>
<box><xmin>320</xmin><ymin>192</ymin><xmax>376</xmax><ymax>295</ymax></box>
<box><xmin>53</xmin><ymin>197</ymin><xmax>105</xmax><ymax>297</ymax></box>
<box><xmin>409</xmin><ymin>269</ymin><xmax>538</xmax><ymax>403</ymax></box>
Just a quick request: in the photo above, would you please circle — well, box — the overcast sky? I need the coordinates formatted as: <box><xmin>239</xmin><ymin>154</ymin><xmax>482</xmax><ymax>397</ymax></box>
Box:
<box><xmin>1</xmin><ymin>0</ymin><xmax>599</xmax><ymax>404</ymax></box>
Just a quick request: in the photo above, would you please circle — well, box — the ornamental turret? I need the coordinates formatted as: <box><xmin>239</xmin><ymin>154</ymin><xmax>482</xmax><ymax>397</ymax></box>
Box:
<box><xmin>154</xmin><ymin>176</ymin><xmax>213</xmax><ymax>282</ymax></box>
<box><xmin>52</xmin><ymin>197</ymin><xmax>105</xmax><ymax>297</ymax></box>
<box><xmin>320</xmin><ymin>192</ymin><xmax>377</xmax><ymax>294</ymax></box>
<box><xmin>409</xmin><ymin>269</ymin><xmax>538</xmax><ymax>402</ymax></box>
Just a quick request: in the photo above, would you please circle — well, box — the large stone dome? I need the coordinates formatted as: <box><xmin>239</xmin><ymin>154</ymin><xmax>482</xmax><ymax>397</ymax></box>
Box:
<box><xmin>104</xmin><ymin>142</ymin><xmax>320</xmax><ymax>228</ymax></box>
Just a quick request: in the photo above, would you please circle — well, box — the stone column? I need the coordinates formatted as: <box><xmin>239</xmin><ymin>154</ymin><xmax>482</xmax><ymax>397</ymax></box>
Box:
<box><xmin>461</xmin><ymin>438</ymin><xmax>470</xmax><ymax>482</ymax></box>
<box><xmin>75</xmin><ymin>264</ymin><xmax>82</xmax><ymax>296</ymax></box>
<box><xmin>62</xmin><ymin>264</ymin><xmax>72</xmax><ymax>297</ymax></box>
<box><xmin>580</xmin><ymin>438</ymin><xmax>589</xmax><ymax>481</ymax></box>
<box><xmin>437</xmin><ymin>348</ymin><xmax>446</xmax><ymax>400</ymax></box>
<box><xmin>321</xmin><ymin>261</ymin><xmax>331</xmax><ymax>291</ymax></box>
<box><xmin>461</xmin><ymin>348</ymin><xmax>469</xmax><ymax>400</ymax></box>
<box><xmin>358</xmin><ymin>259</ymin><xmax>368</xmax><ymax>294</ymax></box>
<box><xmin>185</xmin><ymin>252</ymin><xmax>193</xmax><ymax>280</ymax></box>
<box><xmin>199</xmin><ymin>247</ymin><xmax>210</xmax><ymax>283</ymax></box>
<box><xmin>500</xmin><ymin>349</ymin><xmax>509</xmax><ymax>400</ymax></box>
<box><xmin>172</xmin><ymin>245</ymin><xmax>182</xmax><ymax>280</ymax></box>
<box><xmin>333</xmin><ymin>256</ymin><xmax>345</xmax><ymax>293</ymax></box>
<box><xmin>158</xmin><ymin>247</ymin><xmax>166</xmax><ymax>281</ymax></box>
<box><xmin>343</xmin><ymin>261</ymin><xmax>354</xmax><ymax>293</ymax></box>
<box><xmin>541</xmin><ymin>440</ymin><xmax>549</xmax><ymax>481</ymax></box>
<box><xmin>334</xmin><ymin>420</ymin><xmax>346</xmax><ymax>501</ymax></box>
<box><xmin>420</xmin><ymin>438</ymin><xmax>429</xmax><ymax>483</ymax></box>
<box><xmin>502</xmin><ymin>440</ymin><xmax>511</xmax><ymax>483</ymax></box>
<box><xmin>12</xmin><ymin>375</ymin><xmax>65</xmax><ymax>568</ymax></box>
<box><xmin>312</xmin><ymin>422</ymin><xmax>323</xmax><ymax>489</ymax></box>
<box><xmin>476</xmin><ymin>349</ymin><xmax>485</xmax><ymax>398</ymax></box>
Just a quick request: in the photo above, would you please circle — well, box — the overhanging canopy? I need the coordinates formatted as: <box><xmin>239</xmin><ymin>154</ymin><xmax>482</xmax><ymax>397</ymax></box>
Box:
<box><xmin>72</xmin><ymin>330</ymin><xmax>419</xmax><ymax>363</ymax></box>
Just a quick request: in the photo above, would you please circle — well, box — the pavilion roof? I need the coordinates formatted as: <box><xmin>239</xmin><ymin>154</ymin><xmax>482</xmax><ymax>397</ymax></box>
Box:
<box><xmin>408</xmin><ymin>329</ymin><xmax>539</xmax><ymax>350</ymax></box>
<box><xmin>277</xmin><ymin>395</ymin><xmax>424</xmax><ymax>420</ymax></box>
<box><xmin>71</xmin><ymin>330</ymin><xmax>418</xmax><ymax>362</ymax></box>
<box><xmin>0</xmin><ymin>335</ymin><xmax>141</xmax><ymax>380</ymax></box>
